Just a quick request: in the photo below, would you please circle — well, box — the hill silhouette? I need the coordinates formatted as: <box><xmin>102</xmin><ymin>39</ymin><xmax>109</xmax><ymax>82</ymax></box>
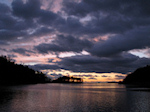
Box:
<box><xmin>122</xmin><ymin>65</ymin><xmax>150</xmax><ymax>86</ymax></box>
<box><xmin>0</xmin><ymin>56</ymin><xmax>51</xmax><ymax>85</ymax></box>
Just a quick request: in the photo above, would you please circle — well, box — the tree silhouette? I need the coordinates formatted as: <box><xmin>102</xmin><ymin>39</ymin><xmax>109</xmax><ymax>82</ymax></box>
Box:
<box><xmin>122</xmin><ymin>65</ymin><xmax>150</xmax><ymax>85</ymax></box>
<box><xmin>52</xmin><ymin>76</ymin><xmax>83</xmax><ymax>83</ymax></box>
<box><xmin>0</xmin><ymin>56</ymin><xmax>51</xmax><ymax>85</ymax></box>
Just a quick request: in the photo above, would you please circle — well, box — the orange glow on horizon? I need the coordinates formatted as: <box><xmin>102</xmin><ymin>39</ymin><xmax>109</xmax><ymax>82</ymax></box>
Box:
<box><xmin>45</xmin><ymin>70</ymin><xmax>126</xmax><ymax>82</ymax></box>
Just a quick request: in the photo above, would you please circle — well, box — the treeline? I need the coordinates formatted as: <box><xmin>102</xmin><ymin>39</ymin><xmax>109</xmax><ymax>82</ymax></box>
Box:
<box><xmin>122</xmin><ymin>65</ymin><xmax>150</xmax><ymax>86</ymax></box>
<box><xmin>52</xmin><ymin>76</ymin><xmax>83</xmax><ymax>83</ymax></box>
<box><xmin>0</xmin><ymin>56</ymin><xmax>51</xmax><ymax>85</ymax></box>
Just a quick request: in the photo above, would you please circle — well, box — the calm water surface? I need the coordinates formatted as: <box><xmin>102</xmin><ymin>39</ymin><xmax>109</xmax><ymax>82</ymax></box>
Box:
<box><xmin>0</xmin><ymin>83</ymin><xmax>150</xmax><ymax>112</ymax></box>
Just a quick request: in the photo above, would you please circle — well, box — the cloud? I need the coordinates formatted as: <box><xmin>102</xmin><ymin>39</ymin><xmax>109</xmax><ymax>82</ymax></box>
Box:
<box><xmin>49</xmin><ymin>73</ymin><xmax>63</xmax><ymax>80</ymax></box>
<box><xmin>0</xmin><ymin>3</ymin><xmax>31</xmax><ymax>41</ymax></box>
<box><xmin>0</xmin><ymin>0</ymin><xmax>63</xmax><ymax>42</ymax></box>
<box><xmin>57</xmin><ymin>53</ymin><xmax>150</xmax><ymax>74</ymax></box>
<box><xmin>115</xmin><ymin>75</ymin><xmax>126</xmax><ymax>80</ymax></box>
<box><xmin>101</xmin><ymin>75</ymin><xmax>108</xmax><ymax>77</ymax></box>
<box><xmin>0</xmin><ymin>3</ymin><xmax>11</xmax><ymax>14</ymax></box>
<box><xmin>89</xmin><ymin>26</ymin><xmax>150</xmax><ymax>57</ymax></box>
<box><xmin>1</xmin><ymin>0</ymin><xmax>150</xmax><ymax>77</ymax></box>
<box><xmin>11</xmin><ymin>48</ymin><xmax>35</xmax><ymax>56</ymax></box>
<box><xmin>30</xmin><ymin>27</ymin><xmax>54</xmax><ymax>37</ymax></box>
<box><xmin>12</xmin><ymin>0</ymin><xmax>64</xmax><ymax>25</ymax></box>
<box><xmin>62</xmin><ymin>0</ymin><xmax>150</xmax><ymax>35</ymax></box>
<box><xmin>12</xmin><ymin>0</ymin><xmax>41</xmax><ymax>19</ymax></box>
<box><xmin>35</xmin><ymin>35</ymin><xmax>93</xmax><ymax>54</ymax></box>
<box><xmin>48</xmin><ymin>59</ymin><xmax>55</xmax><ymax>63</ymax></box>
<box><xmin>29</xmin><ymin>64</ymin><xmax>61</xmax><ymax>71</ymax></box>
<box><xmin>0</xmin><ymin>41</ymin><xmax>9</xmax><ymax>45</ymax></box>
<box><xmin>1</xmin><ymin>0</ymin><xmax>149</xmax><ymax>43</ymax></box>
<box><xmin>1</xmin><ymin>0</ymin><xmax>150</xmax><ymax>43</ymax></box>
<box><xmin>73</xmin><ymin>74</ymin><xmax>97</xmax><ymax>78</ymax></box>
<box><xmin>56</xmin><ymin>17</ymin><xmax>85</xmax><ymax>35</ymax></box>
<box><xmin>88</xmin><ymin>77</ymin><xmax>97</xmax><ymax>80</ymax></box>
<box><xmin>73</xmin><ymin>74</ymin><xmax>98</xmax><ymax>80</ymax></box>
<box><xmin>7</xmin><ymin>54</ymin><xmax>17</xmax><ymax>58</ymax></box>
<box><xmin>63</xmin><ymin>0</ymin><xmax>150</xmax><ymax>18</ymax></box>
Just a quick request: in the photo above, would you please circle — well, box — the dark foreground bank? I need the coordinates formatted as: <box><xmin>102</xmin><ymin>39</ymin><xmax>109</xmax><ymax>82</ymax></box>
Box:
<box><xmin>0</xmin><ymin>56</ymin><xmax>51</xmax><ymax>85</ymax></box>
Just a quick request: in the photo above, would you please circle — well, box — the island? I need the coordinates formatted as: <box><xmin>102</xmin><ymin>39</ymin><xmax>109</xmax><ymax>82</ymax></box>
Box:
<box><xmin>120</xmin><ymin>65</ymin><xmax>150</xmax><ymax>86</ymax></box>
<box><xmin>52</xmin><ymin>76</ymin><xmax>83</xmax><ymax>83</ymax></box>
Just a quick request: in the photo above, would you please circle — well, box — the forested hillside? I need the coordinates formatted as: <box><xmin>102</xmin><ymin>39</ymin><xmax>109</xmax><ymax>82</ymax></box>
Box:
<box><xmin>0</xmin><ymin>56</ymin><xmax>51</xmax><ymax>85</ymax></box>
<box><xmin>122</xmin><ymin>65</ymin><xmax>150</xmax><ymax>85</ymax></box>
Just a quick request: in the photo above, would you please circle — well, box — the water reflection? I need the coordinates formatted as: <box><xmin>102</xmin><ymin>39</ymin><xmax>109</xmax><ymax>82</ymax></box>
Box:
<box><xmin>124</xmin><ymin>85</ymin><xmax>150</xmax><ymax>112</ymax></box>
<box><xmin>0</xmin><ymin>83</ymin><xmax>150</xmax><ymax>112</ymax></box>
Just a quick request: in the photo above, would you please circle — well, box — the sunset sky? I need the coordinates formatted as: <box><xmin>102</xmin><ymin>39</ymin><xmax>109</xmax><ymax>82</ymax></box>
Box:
<box><xmin>1</xmin><ymin>0</ymin><xmax>150</xmax><ymax>82</ymax></box>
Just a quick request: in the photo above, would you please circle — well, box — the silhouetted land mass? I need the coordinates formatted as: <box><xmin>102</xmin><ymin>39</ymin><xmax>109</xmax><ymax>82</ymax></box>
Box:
<box><xmin>0</xmin><ymin>56</ymin><xmax>51</xmax><ymax>85</ymax></box>
<box><xmin>52</xmin><ymin>76</ymin><xmax>83</xmax><ymax>83</ymax></box>
<box><xmin>121</xmin><ymin>65</ymin><xmax>150</xmax><ymax>86</ymax></box>
<box><xmin>107</xmin><ymin>81</ymin><xmax>118</xmax><ymax>83</ymax></box>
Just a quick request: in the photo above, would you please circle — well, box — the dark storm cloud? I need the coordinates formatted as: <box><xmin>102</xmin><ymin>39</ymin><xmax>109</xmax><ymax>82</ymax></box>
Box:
<box><xmin>0</xmin><ymin>3</ymin><xmax>32</xmax><ymax>41</ymax></box>
<box><xmin>62</xmin><ymin>0</ymin><xmax>150</xmax><ymax>66</ymax></box>
<box><xmin>0</xmin><ymin>41</ymin><xmax>9</xmax><ymax>45</ymax></box>
<box><xmin>30</xmin><ymin>27</ymin><xmax>54</xmax><ymax>37</ymax></box>
<box><xmin>11</xmin><ymin>48</ymin><xmax>35</xmax><ymax>56</ymax></box>
<box><xmin>1</xmin><ymin>0</ymin><xmax>150</xmax><ymax>75</ymax></box>
<box><xmin>7</xmin><ymin>54</ymin><xmax>17</xmax><ymax>58</ymax></box>
<box><xmin>12</xmin><ymin>0</ymin><xmax>63</xmax><ymax>25</ymax></box>
<box><xmin>62</xmin><ymin>0</ymin><xmax>150</xmax><ymax>35</ymax></box>
<box><xmin>1</xmin><ymin>0</ymin><xmax>149</xmax><ymax>42</ymax></box>
<box><xmin>0</xmin><ymin>0</ymin><xmax>63</xmax><ymax>42</ymax></box>
<box><xmin>63</xmin><ymin>0</ymin><xmax>150</xmax><ymax>17</ymax></box>
<box><xmin>35</xmin><ymin>35</ymin><xmax>93</xmax><ymax>53</ymax></box>
<box><xmin>89</xmin><ymin>26</ymin><xmax>150</xmax><ymax>57</ymax></box>
<box><xmin>12</xmin><ymin>0</ymin><xmax>41</xmax><ymax>19</ymax></box>
<box><xmin>56</xmin><ymin>17</ymin><xmax>84</xmax><ymax>35</ymax></box>
<box><xmin>0</xmin><ymin>2</ymin><xmax>41</xmax><ymax>38</ymax></box>
<box><xmin>0</xmin><ymin>2</ymin><xmax>36</xmax><ymax>32</ymax></box>
<box><xmin>57</xmin><ymin>53</ymin><xmax>150</xmax><ymax>74</ymax></box>
<box><xmin>0</xmin><ymin>3</ymin><xmax>24</xmax><ymax>40</ymax></box>
<box><xmin>0</xmin><ymin>3</ymin><xmax>10</xmax><ymax>13</ymax></box>
<box><xmin>0</xmin><ymin>30</ymin><xmax>27</xmax><ymax>41</ymax></box>
<box><xmin>1</xmin><ymin>0</ymin><xmax>150</xmax><ymax>42</ymax></box>
<box><xmin>29</xmin><ymin>64</ymin><xmax>61</xmax><ymax>71</ymax></box>
<box><xmin>0</xmin><ymin>4</ymin><xmax>12</xmax><ymax>28</ymax></box>
<box><xmin>12</xmin><ymin>0</ymin><xmax>62</xmax><ymax>30</ymax></box>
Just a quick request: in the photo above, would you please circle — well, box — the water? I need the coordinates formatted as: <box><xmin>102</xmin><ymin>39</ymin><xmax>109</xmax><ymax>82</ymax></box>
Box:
<box><xmin>0</xmin><ymin>83</ymin><xmax>150</xmax><ymax>112</ymax></box>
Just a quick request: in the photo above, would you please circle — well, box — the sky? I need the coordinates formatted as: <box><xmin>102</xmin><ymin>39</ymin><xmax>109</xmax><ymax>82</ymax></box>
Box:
<box><xmin>1</xmin><ymin>0</ymin><xmax>150</xmax><ymax>82</ymax></box>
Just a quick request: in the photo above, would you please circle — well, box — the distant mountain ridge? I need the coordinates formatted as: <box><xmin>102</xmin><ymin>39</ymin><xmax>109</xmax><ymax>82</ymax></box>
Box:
<box><xmin>0</xmin><ymin>56</ymin><xmax>50</xmax><ymax>85</ymax></box>
<box><xmin>122</xmin><ymin>65</ymin><xmax>150</xmax><ymax>85</ymax></box>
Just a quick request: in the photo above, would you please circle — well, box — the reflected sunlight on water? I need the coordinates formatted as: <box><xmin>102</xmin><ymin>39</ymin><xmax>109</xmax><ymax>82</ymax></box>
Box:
<box><xmin>0</xmin><ymin>83</ymin><xmax>150</xmax><ymax>112</ymax></box>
